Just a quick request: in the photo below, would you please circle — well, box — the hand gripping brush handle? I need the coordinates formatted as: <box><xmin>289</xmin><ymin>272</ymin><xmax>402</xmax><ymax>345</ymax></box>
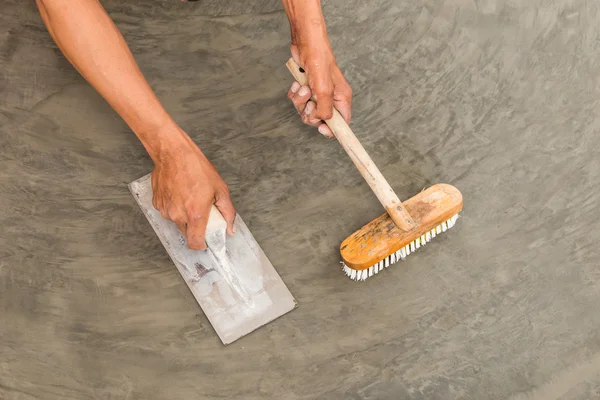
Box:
<box><xmin>285</xmin><ymin>58</ymin><xmax>417</xmax><ymax>232</ymax></box>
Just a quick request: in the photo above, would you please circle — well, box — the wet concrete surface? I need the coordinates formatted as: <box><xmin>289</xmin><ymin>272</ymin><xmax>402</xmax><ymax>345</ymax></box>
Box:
<box><xmin>2</xmin><ymin>0</ymin><xmax>600</xmax><ymax>399</ymax></box>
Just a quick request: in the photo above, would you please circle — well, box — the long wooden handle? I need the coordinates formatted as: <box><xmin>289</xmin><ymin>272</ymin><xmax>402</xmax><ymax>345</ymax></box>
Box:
<box><xmin>285</xmin><ymin>58</ymin><xmax>416</xmax><ymax>231</ymax></box>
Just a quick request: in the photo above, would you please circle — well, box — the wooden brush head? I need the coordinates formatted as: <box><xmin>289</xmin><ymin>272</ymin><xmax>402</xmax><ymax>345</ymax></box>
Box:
<box><xmin>340</xmin><ymin>184</ymin><xmax>463</xmax><ymax>271</ymax></box>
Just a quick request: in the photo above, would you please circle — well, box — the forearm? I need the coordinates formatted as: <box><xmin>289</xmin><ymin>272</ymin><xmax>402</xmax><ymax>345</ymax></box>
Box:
<box><xmin>281</xmin><ymin>0</ymin><xmax>331</xmax><ymax>49</ymax></box>
<box><xmin>36</xmin><ymin>0</ymin><xmax>184</xmax><ymax>163</ymax></box>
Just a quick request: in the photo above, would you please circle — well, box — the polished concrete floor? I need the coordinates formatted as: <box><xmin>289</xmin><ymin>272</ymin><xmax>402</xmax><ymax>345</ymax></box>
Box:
<box><xmin>3</xmin><ymin>0</ymin><xmax>600</xmax><ymax>399</ymax></box>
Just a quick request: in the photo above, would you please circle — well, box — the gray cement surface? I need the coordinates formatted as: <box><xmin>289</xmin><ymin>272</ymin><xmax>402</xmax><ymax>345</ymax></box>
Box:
<box><xmin>2</xmin><ymin>0</ymin><xmax>600</xmax><ymax>399</ymax></box>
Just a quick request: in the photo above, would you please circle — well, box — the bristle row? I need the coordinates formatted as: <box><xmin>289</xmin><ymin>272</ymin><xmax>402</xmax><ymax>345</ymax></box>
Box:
<box><xmin>341</xmin><ymin>214</ymin><xmax>459</xmax><ymax>281</ymax></box>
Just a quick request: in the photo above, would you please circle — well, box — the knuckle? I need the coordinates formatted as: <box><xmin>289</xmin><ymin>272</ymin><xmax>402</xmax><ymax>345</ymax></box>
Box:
<box><xmin>184</xmin><ymin>201</ymin><xmax>199</xmax><ymax>216</ymax></box>
<box><xmin>185</xmin><ymin>207</ymin><xmax>201</xmax><ymax>220</ymax></box>
<box><xmin>168</xmin><ymin>207</ymin><xmax>185</xmax><ymax>223</ymax></box>
<box><xmin>319</xmin><ymin>109</ymin><xmax>334</xmax><ymax>120</ymax></box>
<box><xmin>314</xmin><ymin>90</ymin><xmax>331</xmax><ymax>101</ymax></box>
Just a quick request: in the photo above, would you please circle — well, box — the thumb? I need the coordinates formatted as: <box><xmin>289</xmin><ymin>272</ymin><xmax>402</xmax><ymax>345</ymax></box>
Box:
<box><xmin>214</xmin><ymin>189</ymin><xmax>237</xmax><ymax>236</ymax></box>
<box><xmin>290</xmin><ymin>45</ymin><xmax>301</xmax><ymax>67</ymax></box>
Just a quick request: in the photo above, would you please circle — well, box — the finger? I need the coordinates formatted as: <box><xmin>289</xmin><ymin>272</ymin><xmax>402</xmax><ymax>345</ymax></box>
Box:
<box><xmin>290</xmin><ymin>85</ymin><xmax>312</xmax><ymax>114</ymax></box>
<box><xmin>290</xmin><ymin>45</ymin><xmax>301</xmax><ymax>66</ymax></box>
<box><xmin>154</xmin><ymin>190</ymin><xmax>169</xmax><ymax>220</ymax></box>
<box><xmin>334</xmin><ymin>99</ymin><xmax>352</xmax><ymax>124</ymax></box>
<box><xmin>156</xmin><ymin>191</ymin><xmax>169</xmax><ymax>220</ymax></box>
<box><xmin>317</xmin><ymin>123</ymin><xmax>334</xmax><ymax>138</ymax></box>
<box><xmin>301</xmin><ymin>101</ymin><xmax>323</xmax><ymax>127</ymax></box>
<box><xmin>287</xmin><ymin>81</ymin><xmax>301</xmax><ymax>99</ymax></box>
<box><xmin>176</xmin><ymin>222</ymin><xmax>187</xmax><ymax>237</ymax></box>
<box><xmin>159</xmin><ymin>201</ymin><xmax>169</xmax><ymax>220</ymax></box>
<box><xmin>185</xmin><ymin>199</ymin><xmax>213</xmax><ymax>250</ymax></box>
<box><xmin>151</xmin><ymin>172</ymin><xmax>159</xmax><ymax>210</ymax></box>
<box><xmin>333</xmin><ymin>80</ymin><xmax>353</xmax><ymax>123</ymax></box>
<box><xmin>152</xmin><ymin>190</ymin><xmax>159</xmax><ymax>210</ymax></box>
<box><xmin>167</xmin><ymin>206</ymin><xmax>187</xmax><ymax>234</ymax></box>
<box><xmin>214</xmin><ymin>187</ymin><xmax>237</xmax><ymax>236</ymax></box>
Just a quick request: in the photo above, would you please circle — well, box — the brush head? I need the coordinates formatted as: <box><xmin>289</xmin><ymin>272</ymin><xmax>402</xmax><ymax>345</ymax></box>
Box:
<box><xmin>340</xmin><ymin>184</ymin><xmax>463</xmax><ymax>281</ymax></box>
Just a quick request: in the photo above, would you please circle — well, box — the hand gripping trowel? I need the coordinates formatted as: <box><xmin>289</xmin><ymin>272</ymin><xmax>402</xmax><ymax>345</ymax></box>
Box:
<box><xmin>129</xmin><ymin>174</ymin><xmax>297</xmax><ymax>345</ymax></box>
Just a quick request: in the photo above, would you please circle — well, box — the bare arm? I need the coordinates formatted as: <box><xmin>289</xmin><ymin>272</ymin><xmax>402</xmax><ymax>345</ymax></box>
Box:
<box><xmin>36</xmin><ymin>0</ymin><xmax>179</xmax><ymax>161</ymax></box>
<box><xmin>282</xmin><ymin>0</ymin><xmax>352</xmax><ymax>137</ymax></box>
<box><xmin>36</xmin><ymin>0</ymin><xmax>236</xmax><ymax>249</ymax></box>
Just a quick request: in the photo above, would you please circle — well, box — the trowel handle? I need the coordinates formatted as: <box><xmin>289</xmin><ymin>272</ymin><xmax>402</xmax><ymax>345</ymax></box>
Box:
<box><xmin>285</xmin><ymin>58</ymin><xmax>416</xmax><ymax>231</ymax></box>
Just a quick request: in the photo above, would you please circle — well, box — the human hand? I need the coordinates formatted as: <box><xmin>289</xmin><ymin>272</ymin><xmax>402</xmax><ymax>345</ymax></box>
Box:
<box><xmin>151</xmin><ymin>130</ymin><xmax>236</xmax><ymax>250</ymax></box>
<box><xmin>287</xmin><ymin>39</ymin><xmax>352</xmax><ymax>138</ymax></box>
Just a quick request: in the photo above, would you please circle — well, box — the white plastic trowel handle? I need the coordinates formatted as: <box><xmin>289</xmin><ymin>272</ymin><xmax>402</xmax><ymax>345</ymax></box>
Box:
<box><xmin>205</xmin><ymin>204</ymin><xmax>228</xmax><ymax>236</ymax></box>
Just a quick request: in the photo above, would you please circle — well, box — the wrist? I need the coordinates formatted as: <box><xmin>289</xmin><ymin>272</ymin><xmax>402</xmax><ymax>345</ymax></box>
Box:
<box><xmin>136</xmin><ymin>119</ymin><xmax>192</xmax><ymax>164</ymax></box>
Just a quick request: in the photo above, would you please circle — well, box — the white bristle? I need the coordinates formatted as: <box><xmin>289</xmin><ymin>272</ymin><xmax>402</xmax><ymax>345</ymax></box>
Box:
<box><xmin>341</xmin><ymin>213</ymin><xmax>460</xmax><ymax>281</ymax></box>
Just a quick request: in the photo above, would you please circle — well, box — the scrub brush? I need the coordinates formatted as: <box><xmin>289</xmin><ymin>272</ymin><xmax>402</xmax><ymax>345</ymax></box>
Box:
<box><xmin>286</xmin><ymin>58</ymin><xmax>463</xmax><ymax>281</ymax></box>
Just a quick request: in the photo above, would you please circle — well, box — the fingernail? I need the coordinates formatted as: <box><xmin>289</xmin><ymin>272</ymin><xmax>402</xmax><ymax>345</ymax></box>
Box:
<box><xmin>298</xmin><ymin>86</ymin><xmax>309</xmax><ymax>97</ymax></box>
<box><xmin>318</xmin><ymin>124</ymin><xmax>329</xmax><ymax>136</ymax></box>
<box><xmin>233</xmin><ymin>225</ymin><xmax>237</xmax><ymax>234</ymax></box>
<box><xmin>291</xmin><ymin>82</ymin><xmax>300</xmax><ymax>93</ymax></box>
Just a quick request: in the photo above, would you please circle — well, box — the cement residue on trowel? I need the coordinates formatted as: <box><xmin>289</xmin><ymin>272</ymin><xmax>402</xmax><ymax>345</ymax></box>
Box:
<box><xmin>204</xmin><ymin>221</ymin><xmax>254</xmax><ymax>309</ymax></box>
